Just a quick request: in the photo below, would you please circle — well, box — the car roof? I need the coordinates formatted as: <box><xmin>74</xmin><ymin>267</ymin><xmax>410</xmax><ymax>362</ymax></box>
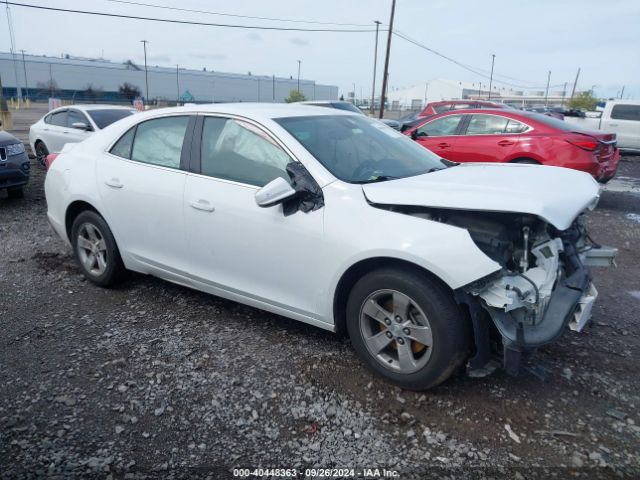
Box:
<box><xmin>49</xmin><ymin>104</ymin><xmax>135</xmax><ymax>114</ymax></box>
<box><xmin>128</xmin><ymin>102</ymin><xmax>359</xmax><ymax>122</ymax></box>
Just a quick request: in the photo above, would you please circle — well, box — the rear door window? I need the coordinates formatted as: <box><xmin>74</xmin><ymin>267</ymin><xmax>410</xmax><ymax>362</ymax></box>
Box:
<box><xmin>610</xmin><ymin>104</ymin><xmax>640</xmax><ymax>121</ymax></box>
<box><xmin>49</xmin><ymin>111</ymin><xmax>67</xmax><ymax>127</ymax></box>
<box><xmin>130</xmin><ymin>116</ymin><xmax>190</xmax><ymax>169</ymax></box>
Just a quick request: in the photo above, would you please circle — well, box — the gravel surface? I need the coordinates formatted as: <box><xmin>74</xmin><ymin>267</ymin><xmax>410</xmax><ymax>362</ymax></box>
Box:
<box><xmin>1</xmin><ymin>109</ymin><xmax>639</xmax><ymax>479</ymax></box>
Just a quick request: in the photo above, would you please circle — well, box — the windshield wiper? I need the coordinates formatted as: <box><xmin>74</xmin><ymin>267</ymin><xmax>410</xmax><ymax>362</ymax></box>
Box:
<box><xmin>356</xmin><ymin>175</ymin><xmax>400</xmax><ymax>184</ymax></box>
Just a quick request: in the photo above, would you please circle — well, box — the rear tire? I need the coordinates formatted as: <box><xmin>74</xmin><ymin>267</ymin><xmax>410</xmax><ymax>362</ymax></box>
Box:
<box><xmin>346</xmin><ymin>267</ymin><xmax>470</xmax><ymax>390</ymax></box>
<box><xmin>71</xmin><ymin>210</ymin><xmax>126</xmax><ymax>287</ymax></box>
<box><xmin>7</xmin><ymin>187</ymin><xmax>24</xmax><ymax>199</ymax></box>
<box><xmin>35</xmin><ymin>141</ymin><xmax>49</xmax><ymax>167</ymax></box>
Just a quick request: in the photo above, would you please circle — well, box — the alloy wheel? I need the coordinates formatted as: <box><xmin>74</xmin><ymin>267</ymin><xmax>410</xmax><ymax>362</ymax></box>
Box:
<box><xmin>76</xmin><ymin>222</ymin><xmax>108</xmax><ymax>277</ymax></box>
<box><xmin>359</xmin><ymin>289</ymin><xmax>433</xmax><ymax>374</ymax></box>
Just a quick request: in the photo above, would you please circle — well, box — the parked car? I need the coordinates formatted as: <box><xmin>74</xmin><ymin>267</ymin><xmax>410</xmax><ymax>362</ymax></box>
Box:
<box><xmin>29</xmin><ymin>105</ymin><xmax>136</xmax><ymax>166</ymax></box>
<box><xmin>298</xmin><ymin>100</ymin><xmax>401</xmax><ymax>130</ymax></box>
<box><xmin>400</xmin><ymin>100</ymin><xmax>510</xmax><ymax>132</ymax></box>
<box><xmin>564</xmin><ymin>100</ymin><xmax>640</xmax><ymax>152</ymax></box>
<box><xmin>404</xmin><ymin>109</ymin><xmax>619</xmax><ymax>183</ymax></box>
<box><xmin>45</xmin><ymin>103</ymin><xmax>615</xmax><ymax>390</ymax></box>
<box><xmin>0</xmin><ymin>130</ymin><xmax>30</xmax><ymax>198</ymax></box>
<box><xmin>524</xmin><ymin>106</ymin><xmax>565</xmax><ymax>120</ymax></box>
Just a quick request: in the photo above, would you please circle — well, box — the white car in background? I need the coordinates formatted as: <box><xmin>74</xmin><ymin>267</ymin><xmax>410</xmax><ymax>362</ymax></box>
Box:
<box><xmin>45</xmin><ymin>103</ymin><xmax>615</xmax><ymax>390</ymax></box>
<box><xmin>565</xmin><ymin>100</ymin><xmax>640</xmax><ymax>152</ymax></box>
<box><xmin>29</xmin><ymin>105</ymin><xmax>135</xmax><ymax>166</ymax></box>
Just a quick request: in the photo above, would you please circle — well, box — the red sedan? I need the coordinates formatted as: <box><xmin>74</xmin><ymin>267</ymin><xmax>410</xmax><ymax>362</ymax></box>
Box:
<box><xmin>404</xmin><ymin>109</ymin><xmax>619</xmax><ymax>182</ymax></box>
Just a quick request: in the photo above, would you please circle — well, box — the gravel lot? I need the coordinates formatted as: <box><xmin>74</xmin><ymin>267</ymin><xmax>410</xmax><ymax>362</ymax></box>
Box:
<box><xmin>1</xmin><ymin>107</ymin><xmax>639</xmax><ymax>479</ymax></box>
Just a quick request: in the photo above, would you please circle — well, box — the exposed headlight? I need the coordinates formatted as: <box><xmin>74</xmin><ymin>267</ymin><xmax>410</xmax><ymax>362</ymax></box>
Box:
<box><xmin>5</xmin><ymin>143</ymin><xmax>25</xmax><ymax>156</ymax></box>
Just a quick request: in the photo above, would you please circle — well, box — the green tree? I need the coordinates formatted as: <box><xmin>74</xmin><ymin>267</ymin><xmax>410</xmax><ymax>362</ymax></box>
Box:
<box><xmin>284</xmin><ymin>90</ymin><xmax>306</xmax><ymax>103</ymax></box>
<box><xmin>566</xmin><ymin>91</ymin><xmax>598</xmax><ymax>111</ymax></box>
<box><xmin>119</xmin><ymin>82</ymin><xmax>141</xmax><ymax>101</ymax></box>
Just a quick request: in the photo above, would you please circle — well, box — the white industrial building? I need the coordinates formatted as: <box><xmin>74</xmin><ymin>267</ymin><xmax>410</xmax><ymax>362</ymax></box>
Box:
<box><xmin>385</xmin><ymin>78</ymin><xmax>574</xmax><ymax>110</ymax></box>
<box><xmin>0</xmin><ymin>51</ymin><xmax>338</xmax><ymax>103</ymax></box>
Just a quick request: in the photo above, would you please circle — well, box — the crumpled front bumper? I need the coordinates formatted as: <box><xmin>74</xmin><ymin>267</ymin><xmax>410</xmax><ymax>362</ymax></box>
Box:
<box><xmin>463</xmin><ymin>238</ymin><xmax>617</xmax><ymax>376</ymax></box>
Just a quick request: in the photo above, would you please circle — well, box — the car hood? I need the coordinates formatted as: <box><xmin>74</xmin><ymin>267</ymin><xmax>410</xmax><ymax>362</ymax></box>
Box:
<box><xmin>362</xmin><ymin>163</ymin><xmax>600</xmax><ymax>230</ymax></box>
<box><xmin>0</xmin><ymin>130</ymin><xmax>20</xmax><ymax>146</ymax></box>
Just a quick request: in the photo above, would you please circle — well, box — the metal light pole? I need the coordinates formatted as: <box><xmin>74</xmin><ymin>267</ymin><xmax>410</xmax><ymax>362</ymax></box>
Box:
<box><xmin>297</xmin><ymin>60</ymin><xmax>301</xmax><ymax>93</ymax></box>
<box><xmin>140</xmin><ymin>40</ymin><xmax>149</xmax><ymax>102</ymax></box>
<box><xmin>488</xmin><ymin>54</ymin><xmax>496</xmax><ymax>100</ymax></box>
<box><xmin>544</xmin><ymin>70</ymin><xmax>551</xmax><ymax>107</ymax></box>
<box><xmin>570</xmin><ymin>67</ymin><xmax>580</xmax><ymax>100</ymax></box>
<box><xmin>370</xmin><ymin>20</ymin><xmax>381</xmax><ymax>114</ymax></box>
<box><xmin>379</xmin><ymin>0</ymin><xmax>396</xmax><ymax>119</ymax></box>
<box><xmin>176</xmin><ymin>64</ymin><xmax>180</xmax><ymax>105</ymax></box>
<box><xmin>20</xmin><ymin>49</ymin><xmax>28</xmax><ymax>100</ymax></box>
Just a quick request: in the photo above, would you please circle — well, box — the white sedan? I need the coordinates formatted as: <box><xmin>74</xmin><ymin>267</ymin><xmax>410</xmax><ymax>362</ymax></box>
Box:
<box><xmin>29</xmin><ymin>104</ymin><xmax>135</xmax><ymax>166</ymax></box>
<box><xmin>44</xmin><ymin>103</ymin><xmax>615</xmax><ymax>390</ymax></box>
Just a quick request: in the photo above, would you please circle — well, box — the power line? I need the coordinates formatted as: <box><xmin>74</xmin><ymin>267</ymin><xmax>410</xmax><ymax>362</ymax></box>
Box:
<box><xmin>393</xmin><ymin>30</ymin><xmax>566</xmax><ymax>90</ymax></box>
<box><xmin>105</xmin><ymin>0</ymin><xmax>375</xmax><ymax>27</ymax></box>
<box><xmin>5</xmin><ymin>2</ymin><xmax>379</xmax><ymax>32</ymax></box>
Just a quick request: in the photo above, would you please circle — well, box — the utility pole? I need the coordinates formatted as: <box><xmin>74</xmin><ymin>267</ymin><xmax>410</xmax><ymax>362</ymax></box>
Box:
<box><xmin>544</xmin><ymin>70</ymin><xmax>551</xmax><ymax>107</ymax></box>
<box><xmin>370</xmin><ymin>20</ymin><xmax>381</xmax><ymax>115</ymax></box>
<box><xmin>379</xmin><ymin>0</ymin><xmax>396</xmax><ymax>119</ymax></box>
<box><xmin>570</xmin><ymin>67</ymin><xmax>580</xmax><ymax>100</ymax></box>
<box><xmin>297</xmin><ymin>60</ymin><xmax>301</xmax><ymax>93</ymax></box>
<box><xmin>353</xmin><ymin>82</ymin><xmax>356</xmax><ymax>105</ymax></box>
<box><xmin>20</xmin><ymin>50</ymin><xmax>28</xmax><ymax>100</ymax></box>
<box><xmin>140</xmin><ymin>40</ymin><xmax>149</xmax><ymax>102</ymax></box>
<box><xmin>175</xmin><ymin>64</ymin><xmax>180</xmax><ymax>105</ymax></box>
<box><xmin>620</xmin><ymin>85</ymin><xmax>625</xmax><ymax>99</ymax></box>
<box><xmin>488</xmin><ymin>54</ymin><xmax>496</xmax><ymax>101</ymax></box>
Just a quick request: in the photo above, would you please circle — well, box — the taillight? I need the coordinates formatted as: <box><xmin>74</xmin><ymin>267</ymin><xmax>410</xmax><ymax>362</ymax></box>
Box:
<box><xmin>45</xmin><ymin>153</ymin><xmax>59</xmax><ymax>170</ymax></box>
<box><xmin>566</xmin><ymin>136</ymin><xmax>599</xmax><ymax>151</ymax></box>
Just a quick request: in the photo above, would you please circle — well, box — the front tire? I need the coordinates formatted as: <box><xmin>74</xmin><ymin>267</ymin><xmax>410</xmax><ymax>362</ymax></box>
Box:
<box><xmin>346</xmin><ymin>268</ymin><xmax>470</xmax><ymax>390</ymax></box>
<box><xmin>71</xmin><ymin>211</ymin><xmax>126</xmax><ymax>287</ymax></box>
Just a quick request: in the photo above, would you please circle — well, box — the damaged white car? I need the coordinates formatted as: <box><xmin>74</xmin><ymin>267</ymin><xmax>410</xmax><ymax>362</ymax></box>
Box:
<box><xmin>44</xmin><ymin>104</ymin><xmax>616</xmax><ymax>390</ymax></box>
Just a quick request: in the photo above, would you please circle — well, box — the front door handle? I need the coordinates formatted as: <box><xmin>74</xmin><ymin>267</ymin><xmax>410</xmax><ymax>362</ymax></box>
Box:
<box><xmin>189</xmin><ymin>199</ymin><xmax>215</xmax><ymax>212</ymax></box>
<box><xmin>498</xmin><ymin>140</ymin><xmax>515</xmax><ymax>146</ymax></box>
<box><xmin>105</xmin><ymin>178</ymin><xmax>123</xmax><ymax>189</ymax></box>
<box><xmin>437</xmin><ymin>142</ymin><xmax>451</xmax><ymax>148</ymax></box>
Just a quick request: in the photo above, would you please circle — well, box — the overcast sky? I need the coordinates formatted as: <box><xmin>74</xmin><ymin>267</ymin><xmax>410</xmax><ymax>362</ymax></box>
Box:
<box><xmin>4</xmin><ymin>0</ymin><xmax>639</xmax><ymax>99</ymax></box>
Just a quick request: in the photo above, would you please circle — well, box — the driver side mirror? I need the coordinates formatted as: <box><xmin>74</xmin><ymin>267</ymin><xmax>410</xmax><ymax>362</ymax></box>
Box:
<box><xmin>411</xmin><ymin>129</ymin><xmax>425</xmax><ymax>140</ymax></box>
<box><xmin>71</xmin><ymin>122</ymin><xmax>90</xmax><ymax>131</ymax></box>
<box><xmin>255</xmin><ymin>177</ymin><xmax>297</xmax><ymax>208</ymax></box>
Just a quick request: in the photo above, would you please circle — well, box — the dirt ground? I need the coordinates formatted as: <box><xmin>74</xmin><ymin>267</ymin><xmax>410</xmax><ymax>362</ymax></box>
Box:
<box><xmin>1</xmin><ymin>107</ymin><xmax>639</xmax><ymax>479</ymax></box>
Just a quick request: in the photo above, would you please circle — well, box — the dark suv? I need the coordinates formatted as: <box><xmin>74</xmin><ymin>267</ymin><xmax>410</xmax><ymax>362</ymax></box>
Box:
<box><xmin>0</xmin><ymin>131</ymin><xmax>30</xmax><ymax>198</ymax></box>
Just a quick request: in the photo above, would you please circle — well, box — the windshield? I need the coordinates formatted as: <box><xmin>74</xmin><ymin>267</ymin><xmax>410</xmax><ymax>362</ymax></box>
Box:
<box><xmin>88</xmin><ymin>109</ymin><xmax>135</xmax><ymax>129</ymax></box>
<box><xmin>275</xmin><ymin>115</ymin><xmax>447</xmax><ymax>183</ymax></box>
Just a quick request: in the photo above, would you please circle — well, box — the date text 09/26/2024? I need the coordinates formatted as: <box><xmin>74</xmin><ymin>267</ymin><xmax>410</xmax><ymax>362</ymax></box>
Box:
<box><xmin>233</xmin><ymin>468</ymin><xmax>400</xmax><ymax>478</ymax></box>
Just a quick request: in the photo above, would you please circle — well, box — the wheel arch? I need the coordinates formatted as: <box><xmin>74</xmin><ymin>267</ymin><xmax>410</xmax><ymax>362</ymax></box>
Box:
<box><xmin>65</xmin><ymin>200</ymin><xmax>104</xmax><ymax>241</ymax></box>
<box><xmin>506</xmin><ymin>153</ymin><xmax>544</xmax><ymax>164</ymax></box>
<box><xmin>332</xmin><ymin>256</ymin><xmax>456</xmax><ymax>336</ymax></box>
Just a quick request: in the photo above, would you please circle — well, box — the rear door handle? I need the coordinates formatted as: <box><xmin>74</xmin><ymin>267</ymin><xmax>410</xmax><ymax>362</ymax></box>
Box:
<box><xmin>498</xmin><ymin>140</ymin><xmax>515</xmax><ymax>146</ymax></box>
<box><xmin>189</xmin><ymin>199</ymin><xmax>215</xmax><ymax>212</ymax></box>
<box><xmin>437</xmin><ymin>142</ymin><xmax>451</xmax><ymax>148</ymax></box>
<box><xmin>105</xmin><ymin>178</ymin><xmax>123</xmax><ymax>189</ymax></box>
